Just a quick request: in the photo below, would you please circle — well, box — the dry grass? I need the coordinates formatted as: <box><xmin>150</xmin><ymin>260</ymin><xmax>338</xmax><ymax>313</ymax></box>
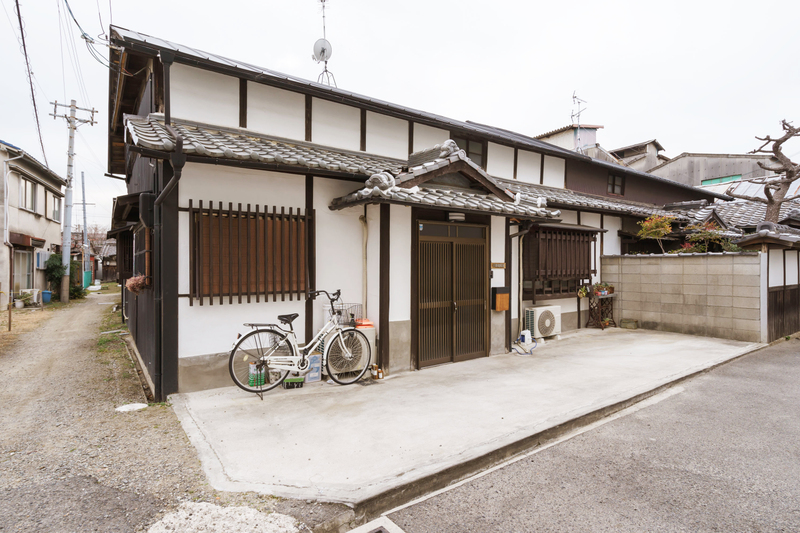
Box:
<box><xmin>0</xmin><ymin>302</ymin><xmax>70</xmax><ymax>353</ymax></box>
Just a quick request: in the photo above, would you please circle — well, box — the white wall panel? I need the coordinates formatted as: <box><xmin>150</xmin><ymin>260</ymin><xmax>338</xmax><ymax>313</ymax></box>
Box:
<box><xmin>511</xmin><ymin>235</ymin><xmax>519</xmax><ymax>320</ymax></box>
<box><xmin>366</xmin><ymin>204</ymin><xmax>381</xmax><ymax>331</ymax></box>
<box><xmin>582</xmin><ymin>212</ymin><xmax>602</xmax><ymax>284</ymax></box>
<box><xmin>542</xmin><ymin>155</ymin><xmax>566</xmax><ymax>189</ymax></box>
<box><xmin>516</xmin><ymin>150</ymin><xmax>541</xmax><ymax>184</ymax></box>
<box><xmin>389</xmin><ymin>205</ymin><xmax>412</xmax><ymax>321</ymax></box>
<box><xmin>171</xmin><ymin>64</ymin><xmax>238</xmax><ymax>128</ymax></box>
<box><xmin>491</xmin><ymin>217</ymin><xmax>506</xmax><ymax>288</ymax></box>
<box><xmin>602</xmin><ymin>216</ymin><xmax>622</xmax><ymax>256</ymax></box>
<box><xmin>313</xmin><ymin>177</ymin><xmax>365</xmax><ymax>331</ymax></box>
<box><xmin>486</xmin><ymin>142</ymin><xmax>515</xmax><ymax>180</ymax></box>
<box><xmin>311</xmin><ymin>98</ymin><xmax>360</xmax><ymax>151</ymax></box>
<box><xmin>178</xmin><ymin>163</ymin><xmax>304</xmax><ymax>208</ymax></box>
<box><xmin>246</xmin><ymin>82</ymin><xmax>305</xmax><ymax>141</ymax></box>
<box><xmin>769</xmin><ymin>248</ymin><xmax>785</xmax><ymax>287</ymax></box>
<box><xmin>413</xmin><ymin>123</ymin><xmax>449</xmax><ymax>152</ymax></box>
<box><xmin>559</xmin><ymin>210</ymin><xmax>578</xmax><ymax>224</ymax></box>
<box><xmin>366</xmin><ymin>111</ymin><xmax>408</xmax><ymax>159</ymax></box>
<box><xmin>786</xmin><ymin>250</ymin><xmax>799</xmax><ymax>285</ymax></box>
<box><xmin>178</xmin><ymin>298</ymin><xmax>305</xmax><ymax>358</ymax></box>
<box><xmin>533</xmin><ymin>296</ymin><xmax>578</xmax><ymax>314</ymax></box>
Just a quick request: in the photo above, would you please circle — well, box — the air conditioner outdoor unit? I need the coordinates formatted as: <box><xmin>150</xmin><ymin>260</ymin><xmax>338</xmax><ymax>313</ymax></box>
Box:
<box><xmin>524</xmin><ymin>305</ymin><xmax>561</xmax><ymax>339</ymax></box>
<box><xmin>35</xmin><ymin>250</ymin><xmax>51</xmax><ymax>270</ymax></box>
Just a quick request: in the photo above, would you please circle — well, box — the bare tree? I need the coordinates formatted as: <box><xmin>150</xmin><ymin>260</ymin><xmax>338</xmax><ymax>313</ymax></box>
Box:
<box><xmin>725</xmin><ymin>120</ymin><xmax>800</xmax><ymax>223</ymax></box>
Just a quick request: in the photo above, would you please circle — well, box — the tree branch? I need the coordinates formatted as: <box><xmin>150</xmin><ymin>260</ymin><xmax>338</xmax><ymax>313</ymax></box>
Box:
<box><xmin>723</xmin><ymin>188</ymin><xmax>769</xmax><ymax>204</ymax></box>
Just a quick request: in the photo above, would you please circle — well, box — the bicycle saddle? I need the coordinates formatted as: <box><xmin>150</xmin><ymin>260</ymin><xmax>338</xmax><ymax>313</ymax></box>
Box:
<box><xmin>278</xmin><ymin>313</ymin><xmax>299</xmax><ymax>326</ymax></box>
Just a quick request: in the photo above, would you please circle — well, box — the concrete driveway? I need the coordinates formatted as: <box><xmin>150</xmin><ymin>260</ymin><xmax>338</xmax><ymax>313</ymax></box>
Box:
<box><xmin>170</xmin><ymin>328</ymin><xmax>761</xmax><ymax>509</ymax></box>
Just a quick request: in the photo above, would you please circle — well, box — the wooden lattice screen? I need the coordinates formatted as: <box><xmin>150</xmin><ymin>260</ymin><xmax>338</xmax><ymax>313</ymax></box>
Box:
<box><xmin>523</xmin><ymin>227</ymin><xmax>596</xmax><ymax>298</ymax></box>
<box><xmin>188</xmin><ymin>200</ymin><xmax>313</xmax><ymax>305</ymax></box>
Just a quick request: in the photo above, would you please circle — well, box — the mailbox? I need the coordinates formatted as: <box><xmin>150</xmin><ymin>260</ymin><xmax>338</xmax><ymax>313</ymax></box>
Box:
<box><xmin>491</xmin><ymin>287</ymin><xmax>510</xmax><ymax>311</ymax></box>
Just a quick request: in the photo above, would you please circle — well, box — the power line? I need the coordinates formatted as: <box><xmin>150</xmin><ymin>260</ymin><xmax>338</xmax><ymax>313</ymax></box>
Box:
<box><xmin>14</xmin><ymin>0</ymin><xmax>49</xmax><ymax>167</ymax></box>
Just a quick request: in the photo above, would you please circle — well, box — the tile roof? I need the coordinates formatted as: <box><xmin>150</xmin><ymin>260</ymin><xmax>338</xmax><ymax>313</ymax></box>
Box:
<box><xmin>331</xmin><ymin>184</ymin><xmax>561</xmax><ymax>219</ymax></box>
<box><xmin>533</xmin><ymin>124</ymin><xmax>604</xmax><ymax>139</ymax></box>
<box><xmin>126</xmin><ymin>114</ymin><xmax>405</xmax><ymax>176</ymax></box>
<box><xmin>331</xmin><ymin>145</ymin><xmax>560</xmax><ymax>219</ymax></box>
<box><xmin>682</xmin><ymin>199</ymin><xmax>800</xmax><ymax>228</ymax></box>
<box><xmin>496</xmin><ymin>178</ymin><xmax>692</xmax><ymax>221</ymax></box>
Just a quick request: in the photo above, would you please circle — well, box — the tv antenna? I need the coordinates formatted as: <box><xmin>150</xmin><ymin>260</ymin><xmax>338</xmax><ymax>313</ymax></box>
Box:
<box><xmin>312</xmin><ymin>0</ymin><xmax>337</xmax><ymax>87</ymax></box>
<box><xmin>571</xmin><ymin>91</ymin><xmax>587</xmax><ymax>154</ymax></box>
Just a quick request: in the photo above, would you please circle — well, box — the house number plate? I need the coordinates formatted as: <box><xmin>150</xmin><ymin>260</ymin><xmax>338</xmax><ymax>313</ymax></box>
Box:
<box><xmin>491</xmin><ymin>263</ymin><xmax>506</xmax><ymax>269</ymax></box>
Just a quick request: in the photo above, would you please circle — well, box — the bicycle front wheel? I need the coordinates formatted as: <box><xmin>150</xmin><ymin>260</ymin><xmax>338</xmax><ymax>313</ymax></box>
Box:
<box><xmin>229</xmin><ymin>328</ymin><xmax>292</xmax><ymax>393</ymax></box>
<box><xmin>325</xmin><ymin>328</ymin><xmax>371</xmax><ymax>385</ymax></box>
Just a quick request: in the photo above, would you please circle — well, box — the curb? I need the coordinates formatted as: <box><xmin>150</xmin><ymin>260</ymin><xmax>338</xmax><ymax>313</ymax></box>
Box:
<box><xmin>340</xmin><ymin>341</ymin><xmax>768</xmax><ymax>530</ymax></box>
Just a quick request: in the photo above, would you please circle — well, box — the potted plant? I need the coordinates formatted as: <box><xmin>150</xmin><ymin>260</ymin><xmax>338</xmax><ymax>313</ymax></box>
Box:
<box><xmin>577</xmin><ymin>286</ymin><xmax>588</xmax><ymax>298</ymax></box>
<box><xmin>607</xmin><ymin>283</ymin><xmax>614</xmax><ymax>294</ymax></box>
<box><xmin>592</xmin><ymin>282</ymin><xmax>604</xmax><ymax>296</ymax></box>
<box><xmin>125</xmin><ymin>275</ymin><xmax>148</xmax><ymax>295</ymax></box>
<box><xmin>14</xmin><ymin>293</ymin><xmax>32</xmax><ymax>309</ymax></box>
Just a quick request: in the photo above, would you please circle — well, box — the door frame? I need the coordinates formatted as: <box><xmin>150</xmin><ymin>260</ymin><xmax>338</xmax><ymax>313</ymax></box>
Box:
<box><xmin>411</xmin><ymin>208</ymin><xmax>491</xmax><ymax>369</ymax></box>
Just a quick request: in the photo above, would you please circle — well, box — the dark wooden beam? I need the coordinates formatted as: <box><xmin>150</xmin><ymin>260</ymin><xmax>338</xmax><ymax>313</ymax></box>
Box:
<box><xmin>305</xmin><ymin>175</ymin><xmax>315</xmax><ymax>344</ymax></box>
<box><xmin>505</xmin><ymin>217</ymin><xmax>511</xmax><ymax>350</ymax></box>
<box><xmin>408</xmin><ymin>121</ymin><xmax>414</xmax><ymax>155</ymax></box>
<box><xmin>360</xmin><ymin>108</ymin><xmax>367</xmax><ymax>152</ymax></box>
<box><xmin>539</xmin><ymin>154</ymin><xmax>545</xmax><ymax>185</ymax></box>
<box><xmin>305</xmin><ymin>95</ymin><xmax>312</xmax><ymax>142</ymax></box>
<box><xmin>239</xmin><ymin>78</ymin><xmax>247</xmax><ymax>129</ymax></box>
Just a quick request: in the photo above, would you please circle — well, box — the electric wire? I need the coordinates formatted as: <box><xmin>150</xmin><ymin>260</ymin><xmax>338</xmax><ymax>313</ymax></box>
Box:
<box><xmin>58</xmin><ymin>0</ymin><xmax>91</xmax><ymax>107</ymax></box>
<box><xmin>14</xmin><ymin>0</ymin><xmax>49</xmax><ymax>167</ymax></box>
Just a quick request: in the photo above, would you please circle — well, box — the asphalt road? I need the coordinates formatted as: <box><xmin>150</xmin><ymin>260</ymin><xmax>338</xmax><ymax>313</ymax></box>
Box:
<box><xmin>388</xmin><ymin>339</ymin><xmax>800</xmax><ymax>533</ymax></box>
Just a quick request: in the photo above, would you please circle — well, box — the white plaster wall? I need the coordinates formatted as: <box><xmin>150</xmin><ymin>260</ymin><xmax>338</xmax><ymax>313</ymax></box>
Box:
<box><xmin>171</xmin><ymin>64</ymin><xmax>239</xmax><ymax>128</ymax></box>
<box><xmin>246</xmin><ymin>82</ymin><xmax>305</xmax><ymax>141</ymax></box>
<box><xmin>312</xmin><ymin>177</ymin><xmax>365</xmax><ymax>332</ymax></box>
<box><xmin>769</xmin><ymin>248</ymin><xmax>784</xmax><ymax>287</ymax></box>
<box><xmin>542</xmin><ymin>156</ymin><xmax>566</xmax><ymax>189</ymax></box>
<box><xmin>366</xmin><ymin>112</ymin><xmax>408</xmax><ymax>159</ymax></box>
<box><xmin>175</xmin><ymin>164</ymin><xmax>309</xmax><ymax>358</ymax></box>
<box><xmin>559</xmin><ymin>210</ymin><xmax>578</xmax><ymax>224</ymax></box>
<box><xmin>311</xmin><ymin>98</ymin><xmax>360</xmax><ymax>151</ymax></box>
<box><xmin>582</xmin><ymin>212</ymin><xmax>602</xmax><ymax>284</ymax></box>
<box><xmin>413</xmin><ymin>123</ymin><xmax>449</xmax><ymax>152</ymax></box>
<box><xmin>539</xmin><ymin>130</ymin><xmax>575</xmax><ymax>150</ymax></box>
<box><xmin>177</xmin><ymin>163</ymin><xmax>304</xmax><ymax>210</ymax></box>
<box><xmin>786</xmin><ymin>250</ymin><xmax>799</xmax><ymax>285</ymax></box>
<box><xmin>602</xmin><ymin>216</ymin><xmax>622</xmax><ymax>256</ymax></box>
<box><xmin>366</xmin><ymin>204</ymin><xmax>381</xmax><ymax>332</ymax></box>
<box><xmin>511</xmin><ymin>235</ymin><xmax>520</xmax><ymax>320</ymax></box>
<box><xmin>389</xmin><ymin>205</ymin><xmax>411</xmax><ymax>322</ymax></box>
<box><xmin>178</xmin><ymin>298</ymin><xmax>305</xmax><ymax>358</ymax></box>
<box><xmin>486</xmin><ymin>143</ymin><xmax>515</xmax><ymax>180</ymax></box>
<box><xmin>516</xmin><ymin>150</ymin><xmax>541</xmax><ymax>184</ymax></box>
<box><xmin>490</xmin><ymin>216</ymin><xmax>505</xmax><ymax>288</ymax></box>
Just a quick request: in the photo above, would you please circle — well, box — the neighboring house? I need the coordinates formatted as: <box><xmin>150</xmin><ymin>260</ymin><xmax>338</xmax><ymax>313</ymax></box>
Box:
<box><xmin>0</xmin><ymin>140</ymin><xmax>66</xmax><ymax>308</ymax></box>
<box><xmin>609</xmin><ymin>140</ymin><xmax>669</xmax><ymax>173</ymax></box>
<box><xmin>105</xmin><ymin>26</ymin><xmax>727</xmax><ymax>400</ymax></box>
<box><xmin>649</xmin><ymin>152</ymin><xmax>779</xmax><ymax>187</ymax></box>
<box><xmin>99</xmin><ymin>239</ymin><xmax>117</xmax><ymax>281</ymax></box>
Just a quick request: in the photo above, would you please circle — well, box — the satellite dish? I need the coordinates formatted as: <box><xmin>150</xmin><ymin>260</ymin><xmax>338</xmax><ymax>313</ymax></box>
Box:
<box><xmin>313</xmin><ymin>38</ymin><xmax>332</xmax><ymax>63</ymax></box>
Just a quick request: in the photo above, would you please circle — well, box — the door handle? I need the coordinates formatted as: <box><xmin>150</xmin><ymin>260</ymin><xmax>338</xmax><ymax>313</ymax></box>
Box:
<box><xmin>453</xmin><ymin>301</ymin><xmax>458</xmax><ymax>313</ymax></box>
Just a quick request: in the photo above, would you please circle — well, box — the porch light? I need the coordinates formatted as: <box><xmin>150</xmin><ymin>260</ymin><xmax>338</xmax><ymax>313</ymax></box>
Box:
<box><xmin>448</xmin><ymin>212</ymin><xmax>466</xmax><ymax>222</ymax></box>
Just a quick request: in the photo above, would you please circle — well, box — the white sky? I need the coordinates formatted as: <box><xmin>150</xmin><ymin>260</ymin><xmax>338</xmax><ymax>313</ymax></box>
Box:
<box><xmin>2</xmin><ymin>0</ymin><xmax>799</xmax><ymax>232</ymax></box>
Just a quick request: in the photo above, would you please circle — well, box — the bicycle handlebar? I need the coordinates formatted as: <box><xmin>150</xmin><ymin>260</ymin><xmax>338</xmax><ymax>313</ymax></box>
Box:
<box><xmin>308</xmin><ymin>289</ymin><xmax>341</xmax><ymax>304</ymax></box>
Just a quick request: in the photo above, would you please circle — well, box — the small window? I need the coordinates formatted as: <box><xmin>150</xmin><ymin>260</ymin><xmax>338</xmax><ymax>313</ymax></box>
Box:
<box><xmin>701</xmin><ymin>175</ymin><xmax>742</xmax><ymax>186</ymax></box>
<box><xmin>452</xmin><ymin>135</ymin><xmax>485</xmax><ymax>169</ymax></box>
<box><xmin>608</xmin><ymin>175</ymin><xmax>624</xmax><ymax>195</ymax></box>
<box><xmin>48</xmin><ymin>193</ymin><xmax>61</xmax><ymax>222</ymax></box>
<box><xmin>21</xmin><ymin>179</ymin><xmax>37</xmax><ymax>212</ymax></box>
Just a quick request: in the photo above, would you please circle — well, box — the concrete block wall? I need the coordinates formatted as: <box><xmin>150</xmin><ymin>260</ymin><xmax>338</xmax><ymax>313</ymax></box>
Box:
<box><xmin>602</xmin><ymin>253</ymin><xmax>765</xmax><ymax>343</ymax></box>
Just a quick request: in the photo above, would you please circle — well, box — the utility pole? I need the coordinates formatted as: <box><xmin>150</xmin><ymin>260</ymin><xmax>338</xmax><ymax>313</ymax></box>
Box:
<box><xmin>82</xmin><ymin>171</ymin><xmax>89</xmax><ymax>286</ymax></box>
<box><xmin>50</xmin><ymin>100</ymin><xmax>96</xmax><ymax>302</ymax></box>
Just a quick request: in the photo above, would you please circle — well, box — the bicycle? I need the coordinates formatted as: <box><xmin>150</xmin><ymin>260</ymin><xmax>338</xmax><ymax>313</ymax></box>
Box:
<box><xmin>228</xmin><ymin>289</ymin><xmax>372</xmax><ymax>396</ymax></box>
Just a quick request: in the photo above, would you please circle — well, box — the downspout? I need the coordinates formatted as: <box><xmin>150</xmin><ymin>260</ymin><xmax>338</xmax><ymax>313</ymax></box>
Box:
<box><xmin>4</xmin><ymin>151</ymin><xmax>25</xmax><ymax>316</ymax></box>
<box><xmin>359</xmin><ymin>207</ymin><xmax>368</xmax><ymax>318</ymax></box>
<box><xmin>518</xmin><ymin>234</ymin><xmax>524</xmax><ymax>338</ymax></box>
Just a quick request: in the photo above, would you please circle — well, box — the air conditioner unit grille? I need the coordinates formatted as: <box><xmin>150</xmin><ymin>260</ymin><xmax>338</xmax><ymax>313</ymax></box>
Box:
<box><xmin>538</xmin><ymin>310</ymin><xmax>556</xmax><ymax>336</ymax></box>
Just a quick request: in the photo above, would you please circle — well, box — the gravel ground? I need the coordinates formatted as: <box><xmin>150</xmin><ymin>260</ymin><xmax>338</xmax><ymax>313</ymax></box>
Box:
<box><xmin>0</xmin><ymin>293</ymin><xmax>346</xmax><ymax>532</ymax></box>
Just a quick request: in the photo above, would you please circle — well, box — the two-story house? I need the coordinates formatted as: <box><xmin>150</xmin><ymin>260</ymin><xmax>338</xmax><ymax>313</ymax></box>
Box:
<box><xmin>106</xmin><ymin>27</ymin><xmax>727</xmax><ymax>400</ymax></box>
<box><xmin>1</xmin><ymin>140</ymin><xmax>66</xmax><ymax>308</ymax></box>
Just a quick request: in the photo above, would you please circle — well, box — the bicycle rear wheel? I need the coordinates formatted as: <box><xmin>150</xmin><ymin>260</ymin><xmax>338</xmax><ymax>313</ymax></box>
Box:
<box><xmin>325</xmin><ymin>328</ymin><xmax>371</xmax><ymax>385</ymax></box>
<box><xmin>229</xmin><ymin>328</ymin><xmax>292</xmax><ymax>393</ymax></box>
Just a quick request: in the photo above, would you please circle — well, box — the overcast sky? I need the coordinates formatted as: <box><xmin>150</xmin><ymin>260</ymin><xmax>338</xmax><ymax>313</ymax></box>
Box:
<box><xmin>2</xmin><ymin>0</ymin><xmax>799</xmax><ymax>231</ymax></box>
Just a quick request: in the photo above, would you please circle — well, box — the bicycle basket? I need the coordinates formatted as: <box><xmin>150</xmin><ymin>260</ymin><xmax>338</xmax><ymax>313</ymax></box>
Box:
<box><xmin>327</xmin><ymin>303</ymin><xmax>362</xmax><ymax>328</ymax></box>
